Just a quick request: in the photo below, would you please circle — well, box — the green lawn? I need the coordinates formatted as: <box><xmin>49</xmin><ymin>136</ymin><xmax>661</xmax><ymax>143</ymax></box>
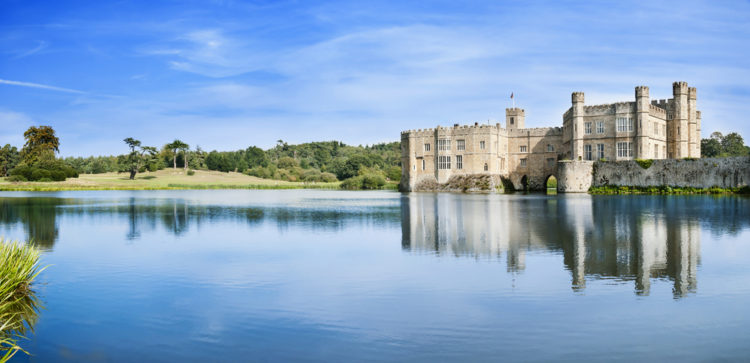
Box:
<box><xmin>0</xmin><ymin>169</ymin><xmax>340</xmax><ymax>191</ymax></box>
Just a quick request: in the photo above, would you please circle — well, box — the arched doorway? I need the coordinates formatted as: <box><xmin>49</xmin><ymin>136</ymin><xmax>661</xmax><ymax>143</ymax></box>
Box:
<box><xmin>520</xmin><ymin>175</ymin><xmax>528</xmax><ymax>191</ymax></box>
<box><xmin>546</xmin><ymin>175</ymin><xmax>558</xmax><ymax>194</ymax></box>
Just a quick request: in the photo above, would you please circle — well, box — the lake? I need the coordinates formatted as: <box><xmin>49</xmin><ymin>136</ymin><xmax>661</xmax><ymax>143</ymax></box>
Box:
<box><xmin>1</xmin><ymin>190</ymin><xmax>750</xmax><ymax>362</ymax></box>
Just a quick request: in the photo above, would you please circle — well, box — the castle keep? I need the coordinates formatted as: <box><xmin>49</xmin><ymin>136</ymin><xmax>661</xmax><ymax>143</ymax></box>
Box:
<box><xmin>400</xmin><ymin>82</ymin><xmax>702</xmax><ymax>191</ymax></box>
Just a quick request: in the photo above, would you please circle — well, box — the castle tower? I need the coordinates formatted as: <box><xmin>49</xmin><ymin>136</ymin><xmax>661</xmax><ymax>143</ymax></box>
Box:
<box><xmin>688</xmin><ymin>87</ymin><xmax>699</xmax><ymax>157</ymax></box>
<box><xmin>672</xmin><ymin>81</ymin><xmax>689</xmax><ymax>158</ymax></box>
<box><xmin>635</xmin><ymin>86</ymin><xmax>650</xmax><ymax>159</ymax></box>
<box><xmin>505</xmin><ymin>108</ymin><xmax>525</xmax><ymax>129</ymax></box>
<box><xmin>571</xmin><ymin>92</ymin><xmax>585</xmax><ymax>160</ymax></box>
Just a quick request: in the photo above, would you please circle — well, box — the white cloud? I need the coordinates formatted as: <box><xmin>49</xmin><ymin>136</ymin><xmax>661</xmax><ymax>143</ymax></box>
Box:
<box><xmin>0</xmin><ymin>79</ymin><xmax>85</xmax><ymax>94</ymax></box>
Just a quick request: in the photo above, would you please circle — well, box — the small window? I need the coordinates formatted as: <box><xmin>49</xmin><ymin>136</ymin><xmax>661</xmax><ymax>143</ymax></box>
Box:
<box><xmin>616</xmin><ymin>117</ymin><xmax>633</xmax><ymax>132</ymax></box>
<box><xmin>547</xmin><ymin>144</ymin><xmax>554</xmax><ymax>152</ymax></box>
<box><xmin>422</xmin><ymin>159</ymin><xmax>425</xmax><ymax>170</ymax></box>
<box><xmin>654</xmin><ymin>123</ymin><xmax>658</xmax><ymax>135</ymax></box>
<box><xmin>520</xmin><ymin>145</ymin><xmax>527</xmax><ymax>153</ymax></box>
<box><xmin>654</xmin><ymin>144</ymin><xmax>658</xmax><ymax>158</ymax></box>
<box><xmin>424</xmin><ymin>143</ymin><xmax>431</xmax><ymax>152</ymax></box>
<box><xmin>617</xmin><ymin>142</ymin><xmax>633</xmax><ymax>158</ymax></box>
<box><xmin>510</xmin><ymin>117</ymin><xmax>514</xmax><ymax>125</ymax></box>
<box><xmin>546</xmin><ymin>158</ymin><xmax>555</xmax><ymax>167</ymax></box>
<box><xmin>484</xmin><ymin>163</ymin><xmax>488</xmax><ymax>171</ymax></box>
<box><xmin>438</xmin><ymin>155</ymin><xmax>451</xmax><ymax>169</ymax></box>
<box><xmin>438</xmin><ymin>139</ymin><xmax>450</xmax><ymax>151</ymax></box>
<box><xmin>597</xmin><ymin>144</ymin><xmax>604</xmax><ymax>159</ymax></box>
<box><xmin>585</xmin><ymin>122</ymin><xmax>592</xmax><ymax>135</ymax></box>
<box><xmin>480</xmin><ymin>140</ymin><xmax>486</xmax><ymax>150</ymax></box>
<box><xmin>456</xmin><ymin>140</ymin><xmax>466</xmax><ymax>151</ymax></box>
<box><xmin>520</xmin><ymin>158</ymin><xmax>527</xmax><ymax>167</ymax></box>
<box><xmin>584</xmin><ymin>144</ymin><xmax>592</xmax><ymax>160</ymax></box>
<box><xmin>456</xmin><ymin>155</ymin><xmax>463</xmax><ymax>169</ymax></box>
<box><xmin>596</xmin><ymin>121</ymin><xmax>604</xmax><ymax>134</ymax></box>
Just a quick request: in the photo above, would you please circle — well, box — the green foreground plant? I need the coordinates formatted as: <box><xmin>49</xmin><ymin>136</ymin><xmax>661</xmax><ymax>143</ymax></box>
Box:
<box><xmin>0</xmin><ymin>239</ymin><xmax>45</xmax><ymax>362</ymax></box>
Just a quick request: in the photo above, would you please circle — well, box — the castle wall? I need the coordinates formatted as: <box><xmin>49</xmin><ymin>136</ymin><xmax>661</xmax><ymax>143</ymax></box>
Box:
<box><xmin>557</xmin><ymin>157</ymin><xmax>750</xmax><ymax>192</ymax></box>
<box><xmin>591</xmin><ymin>157</ymin><xmax>750</xmax><ymax>189</ymax></box>
<box><xmin>557</xmin><ymin>160</ymin><xmax>594</xmax><ymax>192</ymax></box>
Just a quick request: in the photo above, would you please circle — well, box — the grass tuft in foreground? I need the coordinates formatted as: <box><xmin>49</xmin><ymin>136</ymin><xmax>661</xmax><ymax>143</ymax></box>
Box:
<box><xmin>0</xmin><ymin>239</ymin><xmax>45</xmax><ymax>362</ymax></box>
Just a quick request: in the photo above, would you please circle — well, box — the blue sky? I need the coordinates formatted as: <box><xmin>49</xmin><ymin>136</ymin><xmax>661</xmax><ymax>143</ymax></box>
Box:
<box><xmin>1</xmin><ymin>0</ymin><xmax>749</xmax><ymax>156</ymax></box>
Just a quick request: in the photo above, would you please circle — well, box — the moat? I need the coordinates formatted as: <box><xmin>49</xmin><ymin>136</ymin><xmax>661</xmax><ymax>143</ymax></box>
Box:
<box><xmin>2</xmin><ymin>190</ymin><xmax>750</xmax><ymax>361</ymax></box>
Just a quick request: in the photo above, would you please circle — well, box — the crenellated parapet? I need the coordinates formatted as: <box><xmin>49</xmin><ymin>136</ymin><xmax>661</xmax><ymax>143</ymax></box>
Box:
<box><xmin>648</xmin><ymin>104</ymin><xmax>667</xmax><ymax>119</ymax></box>
<box><xmin>506</xmin><ymin>126</ymin><xmax>563</xmax><ymax>137</ymax></box>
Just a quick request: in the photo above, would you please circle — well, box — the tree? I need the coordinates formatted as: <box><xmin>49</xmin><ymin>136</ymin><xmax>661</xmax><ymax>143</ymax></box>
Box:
<box><xmin>166</xmin><ymin>139</ymin><xmax>189</xmax><ymax>169</ymax></box>
<box><xmin>721</xmin><ymin>132</ymin><xmax>747</xmax><ymax>156</ymax></box>
<box><xmin>0</xmin><ymin>144</ymin><xmax>20</xmax><ymax>176</ymax></box>
<box><xmin>123</xmin><ymin>138</ymin><xmax>156</xmax><ymax>180</ymax></box>
<box><xmin>701</xmin><ymin>138</ymin><xmax>721</xmax><ymax>157</ymax></box>
<box><xmin>701</xmin><ymin>131</ymin><xmax>749</xmax><ymax>157</ymax></box>
<box><xmin>20</xmin><ymin>126</ymin><xmax>59</xmax><ymax>165</ymax></box>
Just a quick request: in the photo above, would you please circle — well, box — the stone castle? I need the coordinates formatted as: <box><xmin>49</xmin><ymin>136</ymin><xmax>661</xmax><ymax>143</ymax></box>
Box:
<box><xmin>400</xmin><ymin>82</ymin><xmax>702</xmax><ymax>191</ymax></box>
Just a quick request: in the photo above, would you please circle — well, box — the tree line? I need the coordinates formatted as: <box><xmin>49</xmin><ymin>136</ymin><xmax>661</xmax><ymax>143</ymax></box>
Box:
<box><xmin>1</xmin><ymin>126</ymin><xmax>402</xmax><ymax>188</ymax></box>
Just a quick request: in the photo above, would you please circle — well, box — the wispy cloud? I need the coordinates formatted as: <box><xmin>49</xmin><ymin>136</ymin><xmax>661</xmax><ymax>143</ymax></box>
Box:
<box><xmin>0</xmin><ymin>79</ymin><xmax>85</xmax><ymax>94</ymax></box>
<box><xmin>13</xmin><ymin>40</ymin><xmax>49</xmax><ymax>59</ymax></box>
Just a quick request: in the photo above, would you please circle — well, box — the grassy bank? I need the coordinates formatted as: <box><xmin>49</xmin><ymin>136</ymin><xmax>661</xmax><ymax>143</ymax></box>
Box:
<box><xmin>0</xmin><ymin>169</ymin><xmax>341</xmax><ymax>191</ymax></box>
<box><xmin>589</xmin><ymin>185</ymin><xmax>750</xmax><ymax>195</ymax></box>
<box><xmin>0</xmin><ymin>240</ymin><xmax>44</xmax><ymax>362</ymax></box>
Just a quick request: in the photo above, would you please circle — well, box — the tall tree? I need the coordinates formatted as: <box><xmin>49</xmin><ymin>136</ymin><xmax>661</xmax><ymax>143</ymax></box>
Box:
<box><xmin>167</xmin><ymin>140</ymin><xmax>189</xmax><ymax>170</ymax></box>
<box><xmin>123</xmin><ymin>138</ymin><xmax>156</xmax><ymax>180</ymax></box>
<box><xmin>20</xmin><ymin>126</ymin><xmax>60</xmax><ymax>165</ymax></box>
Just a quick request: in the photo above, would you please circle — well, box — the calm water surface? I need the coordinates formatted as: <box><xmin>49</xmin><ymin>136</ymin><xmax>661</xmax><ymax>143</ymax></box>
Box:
<box><xmin>1</xmin><ymin>190</ymin><xmax>750</xmax><ymax>362</ymax></box>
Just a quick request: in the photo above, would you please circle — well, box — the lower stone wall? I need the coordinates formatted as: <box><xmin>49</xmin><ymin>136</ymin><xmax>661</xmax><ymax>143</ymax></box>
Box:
<box><xmin>592</xmin><ymin>157</ymin><xmax>750</xmax><ymax>189</ymax></box>
<box><xmin>558</xmin><ymin>157</ymin><xmax>750</xmax><ymax>192</ymax></box>
<box><xmin>557</xmin><ymin>160</ymin><xmax>594</xmax><ymax>192</ymax></box>
<box><xmin>412</xmin><ymin>174</ymin><xmax>507</xmax><ymax>193</ymax></box>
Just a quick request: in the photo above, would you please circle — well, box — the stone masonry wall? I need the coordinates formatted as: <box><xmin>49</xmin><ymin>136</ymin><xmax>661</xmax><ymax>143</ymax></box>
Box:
<box><xmin>558</xmin><ymin>157</ymin><xmax>750</xmax><ymax>192</ymax></box>
<box><xmin>592</xmin><ymin>157</ymin><xmax>750</xmax><ymax>189</ymax></box>
<box><xmin>557</xmin><ymin>160</ymin><xmax>594</xmax><ymax>192</ymax></box>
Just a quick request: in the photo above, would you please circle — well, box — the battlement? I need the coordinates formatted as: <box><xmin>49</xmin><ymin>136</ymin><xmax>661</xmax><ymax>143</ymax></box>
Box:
<box><xmin>649</xmin><ymin>104</ymin><xmax>667</xmax><ymax>118</ymax></box>
<box><xmin>572</xmin><ymin>92</ymin><xmax>584</xmax><ymax>103</ymax></box>
<box><xmin>635</xmin><ymin>85</ymin><xmax>649</xmax><ymax>97</ymax></box>
<box><xmin>506</xmin><ymin>126</ymin><xmax>563</xmax><ymax>137</ymax></box>
<box><xmin>689</xmin><ymin>87</ymin><xmax>697</xmax><ymax>100</ymax></box>
<box><xmin>673</xmin><ymin>81</ymin><xmax>689</xmax><ymax>94</ymax></box>
<box><xmin>505</xmin><ymin>108</ymin><xmax>525</xmax><ymax>114</ymax></box>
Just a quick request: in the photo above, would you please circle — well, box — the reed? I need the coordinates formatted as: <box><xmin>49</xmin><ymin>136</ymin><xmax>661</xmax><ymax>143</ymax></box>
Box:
<box><xmin>0</xmin><ymin>239</ymin><xmax>45</xmax><ymax>362</ymax></box>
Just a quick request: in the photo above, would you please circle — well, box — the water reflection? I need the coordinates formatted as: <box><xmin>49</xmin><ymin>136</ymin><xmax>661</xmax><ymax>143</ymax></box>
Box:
<box><xmin>0</xmin><ymin>195</ymin><xmax>400</xmax><ymax>248</ymax></box>
<box><xmin>2</xmin><ymin>192</ymin><xmax>748</xmax><ymax>300</ymax></box>
<box><xmin>402</xmin><ymin>194</ymin><xmax>750</xmax><ymax>298</ymax></box>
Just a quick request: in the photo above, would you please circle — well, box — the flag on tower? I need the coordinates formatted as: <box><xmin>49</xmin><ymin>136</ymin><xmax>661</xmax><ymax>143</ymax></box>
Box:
<box><xmin>510</xmin><ymin>92</ymin><xmax>514</xmax><ymax>99</ymax></box>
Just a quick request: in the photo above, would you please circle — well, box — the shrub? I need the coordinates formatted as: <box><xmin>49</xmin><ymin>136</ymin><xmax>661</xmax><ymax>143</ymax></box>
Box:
<box><xmin>6</xmin><ymin>175</ymin><xmax>27</xmax><ymax>182</ymax></box>
<box><xmin>340</xmin><ymin>173</ymin><xmax>386</xmax><ymax>190</ymax></box>
<box><xmin>30</xmin><ymin>169</ymin><xmax>51</xmax><ymax>181</ymax></box>
<box><xmin>187</xmin><ymin>169</ymin><xmax>195</xmax><ymax>176</ymax></box>
<box><xmin>635</xmin><ymin>159</ymin><xmax>653</xmax><ymax>169</ymax></box>
<box><xmin>386</xmin><ymin>166</ymin><xmax>401</xmax><ymax>181</ymax></box>
<box><xmin>320</xmin><ymin>172</ymin><xmax>338</xmax><ymax>183</ymax></box>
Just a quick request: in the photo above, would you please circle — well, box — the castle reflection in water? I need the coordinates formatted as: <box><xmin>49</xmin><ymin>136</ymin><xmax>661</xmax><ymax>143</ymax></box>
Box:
<box><xmin>401</xmin><ymin>193</ymin><xmax>707</xmax><ymax>298</ymax></box>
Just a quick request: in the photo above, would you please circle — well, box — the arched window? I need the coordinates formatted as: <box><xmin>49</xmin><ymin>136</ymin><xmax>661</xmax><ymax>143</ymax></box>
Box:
<box><xmin>510</xmin><ymin>117</ymin><xmax>515</xmax><ymax>125</ymax></box>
